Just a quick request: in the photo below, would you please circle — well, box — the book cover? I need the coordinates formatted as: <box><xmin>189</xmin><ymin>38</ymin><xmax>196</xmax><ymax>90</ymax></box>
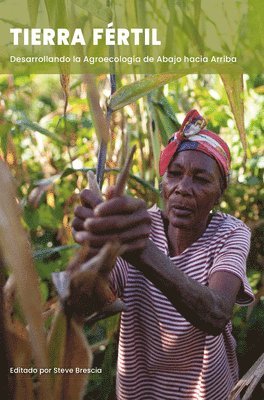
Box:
<box><xmin>0</xmin><ymin>1</ymin><xmax>263</xmax><ymax>399</ymax></box>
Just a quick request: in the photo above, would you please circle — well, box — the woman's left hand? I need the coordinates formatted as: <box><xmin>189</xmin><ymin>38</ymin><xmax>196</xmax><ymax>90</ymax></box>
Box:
<box><xmin>75</xmin><ymin>195</ymin><xmax>152</xmax><ymax>255</ymax></box>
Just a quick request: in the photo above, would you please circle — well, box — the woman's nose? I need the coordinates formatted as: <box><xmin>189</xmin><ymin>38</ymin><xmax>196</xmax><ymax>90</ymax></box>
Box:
<box><xmin>174</xmin><ymin>176</ymin><xmax>192</xmax><ymax>195</ymax></box>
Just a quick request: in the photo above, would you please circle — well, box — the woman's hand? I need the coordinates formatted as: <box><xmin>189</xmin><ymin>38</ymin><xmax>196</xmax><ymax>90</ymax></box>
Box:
<box><xmin>72</xmin><ymin>189</ymin><xmax>102</xmax><ymax>233</ymax></box>
<box><xmin>72</xmin><ymin>188</ymin><xmax>151</xmax><ymax>256</ymax></box>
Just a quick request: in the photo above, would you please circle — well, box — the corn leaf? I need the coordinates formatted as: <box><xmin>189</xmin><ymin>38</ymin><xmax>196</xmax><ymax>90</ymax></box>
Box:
<box><xmin>61</xmin><ymin>319</ymin><xmax>93</xmax><ymax>400</ymax></box>
<box><xmin>98</xmin><ymin>338</ymin><xmax>115</xmax><ymax>400</ymax></box>
<box><xmin>7</xmin><ymin>326</ymin><xmax>34</xmax><ymax>400</ymax></box>
<box><xmin>147</xmin><ymin>99</ymin><xmax>162</xmax><ymax>177</ymax></box>
<box><xmin>85</xmin><ymin>74</ymin><xmax>109</xmax><ymax>145</ymax></box>
<box><xmin>0</xmin><ymin>122</ymin><xmax>12</xmax><ymax>157</ymax></box>
<box><xmin>16</xmin><ymin>119</ymin><xmax>64</xmax><ymax>144</ymax></box>
<box><xmin>109</xmin><ymin>74</ymin><xmax>183</xmax><ymax>111</ymax></box>
<box><xmin>48</xmin><ymin>309</ymin><xmax>67</xmax><ymax>399</ymax></box>
<box><xmin>220</xmin><ymin>74</ymin><xmax>248</xmax><ymax>160</ymax></box>
<box><xmin>150</xmin><ymin>88</ymin><xmax>180</xmax><ymax>146</ymax></box>
<box><xmin>44</xmin><ymin>0</ymin><xmax>67</xmax><ymax>27</ymax></box>
<box><xmin>27</xmin><ymin>0</ymin><xmax>40</xmax><ymax>27</ymax></box>
<box><xmin>0</xmin><ymin>17</ymin><xmax>28</xmax><ymax>28</ymax></box>
<box><xmin>0</xmin><ymin>161</ymin><xmax>51</xmax><ymax>400</ymax></box>
<box><xmin>71</xmin><ymin>0</ymin><xmax>112</xmax><ymax>22</ymax></box>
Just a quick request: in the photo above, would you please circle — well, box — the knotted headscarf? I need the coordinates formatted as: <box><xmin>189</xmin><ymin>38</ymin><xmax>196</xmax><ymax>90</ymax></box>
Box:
<box><xmin>159</xmin><ymin>109</ymin><xmax>231</xmax><ymax>185</ymax></box>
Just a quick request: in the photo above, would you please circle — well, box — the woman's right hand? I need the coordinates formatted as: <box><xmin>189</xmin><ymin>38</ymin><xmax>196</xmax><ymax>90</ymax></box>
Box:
<box><xmin>72</xmin><ymin>188</ymin><xmax>151</xmax><ymax>258</ymax></box>
<box><xmin>72</xmin><ymin>189</ymin><xmax>102</xmax><ymax>244</ymax></box>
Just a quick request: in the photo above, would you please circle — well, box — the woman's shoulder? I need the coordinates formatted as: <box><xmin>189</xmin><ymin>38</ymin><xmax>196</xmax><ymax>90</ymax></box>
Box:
<box><xmin>212</xmin><ymin>211</ymin><xmax>251</xmax><ymax>240</ymax></box>
<box><xmin>214</xmin><ymin>211</ymin><xmax>250</xmax><ymax>230</ymax></box>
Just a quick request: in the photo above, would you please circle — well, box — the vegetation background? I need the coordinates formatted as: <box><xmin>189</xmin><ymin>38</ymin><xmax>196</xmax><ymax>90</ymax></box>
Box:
<box><xmin>0</xmin><ymin>73</ymin><xmax>263</xmax><ymax>399</ymax></box>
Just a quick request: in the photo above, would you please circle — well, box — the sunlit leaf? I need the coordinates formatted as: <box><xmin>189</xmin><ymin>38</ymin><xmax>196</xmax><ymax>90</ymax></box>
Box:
<box><xmin>147</xmin><ymin>99</ymin><xmax>162</xmax><ymax>177</ymax></box>
<box><xmin>0</xmin><ymin>122</ymin><xmax>12</xmax><ymax>157</ymax></box>
<box><xmin>0</xmin><ymin>161</ymin><xmax>52</xmax><ymax>399</ymax></box>
<box><xmin>48</xmin><ymin>309</ymin><xmax>92</xmax><ymax>399</ymax></box>
<box><xmin>109</xmin><ymin>74</ymin><xmax>183</xmax><ymax>111</ymax></box>
<box><xmin>71</xmin><ymin>0</ymin><xmax>112</xmax><ymax>22</ymax></box>
<box><xmin>0</xmin><ymin>17</ymin><xmax>28</xmax><ymax>28</ymax></box>
<box><xmin>48</xmin><ymin>309</ymin><xmax>67</xmax><ymax>398</ymax></box>
<box><xmin>150</xmin><ymin>88</ymin><xmax>180</xmax><ymax>146</ymax></box>
<box><xmin>44</xmin><ymin>0</ymin><xmax>67</xmax><ymax>27</ymax></box>
<box><xmin>61</xmin><ymin>319</ymin><xmax>93</xmax><ymax>399</ymax></box>
<box><xmin>98</xmin><ymin>338</ymin><xmax>115</xmax><ymax>400</ymax></box>
<box><xmin>220</xmin><ymin>74</ymin><xmax>247</xmax><ymax>160</ymax></box>
<box><xmin>16</xmin><ymin>119</ymin><xmax>64</xmax><ymax>143</ymax></box>
<box><xmin>7</xmin><ymin>327</ymin><xmax>34</xmax><ymax>400</ymax></box>
<box><xmin>85</xmin><ymin>74</ymin><xmax>109</xmax><ymax>145</ymax></box>
<box><xmin>27</xmin><ymin>0</ymin><xmax>40</xmax><ymax>27</ymax></box>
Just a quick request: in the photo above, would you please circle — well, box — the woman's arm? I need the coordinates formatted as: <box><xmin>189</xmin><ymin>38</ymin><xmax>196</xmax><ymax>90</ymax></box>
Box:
<box><xmin>126</xmin><ymin>239</ymin><xmax>241</xmax><ymax>336</ymax></box>
<box><xmin>72</xmin><ymin>192</ymin><xmax>241</xmax><ymax>336</ymax></box>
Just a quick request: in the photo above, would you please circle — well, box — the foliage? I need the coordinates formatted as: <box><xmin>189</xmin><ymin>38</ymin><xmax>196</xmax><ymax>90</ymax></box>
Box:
<box><xmin>0</xmin><ymin>73</ymin><xmax>263</xmax><ymax>398</ymax></box>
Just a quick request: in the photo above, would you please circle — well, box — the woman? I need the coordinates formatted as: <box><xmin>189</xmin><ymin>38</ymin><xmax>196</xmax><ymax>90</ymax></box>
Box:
<box><xmin>73</xmin><ymin>110</ymin><xmax>254</xmax><ymax>400</ymax></box>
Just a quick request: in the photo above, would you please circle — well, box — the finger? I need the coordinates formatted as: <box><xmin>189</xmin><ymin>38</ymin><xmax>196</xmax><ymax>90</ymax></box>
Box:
<box><xmin>73</xmin><ymin>230</ymin><xmax>90</xmax><ymax>244</ymax></box>
<box><xmin>72</xmin><ymin>227</ymin><xmax>83</xmax><ymax>242</ymax></box>
<box><xmin>72</xmin><ymin>217</ymin><xmax>86</xmax><ymax>231</ymax></box>
<box><xmin>80</xmin><ymin>189</ymin><xmax>102</xmax><ymax>208</ymax></box>
<box><xmin>84</xmin><ymin>209</ymin><xmax>151</xmax><ymax>233</ymax></box>
<box><xmin>94</xmin><ymin>196</ymin><xmax>146</xmax><ymax>217</ymax></box>
<box><xmin>74</xmin><ymin>205</ymin><xmax>94</xmax><ymax>220</ymax></box>
<box><xmin>75</xmin><ymin>225</ymin><xmax>150</xmax><ymax>247</ymax></box>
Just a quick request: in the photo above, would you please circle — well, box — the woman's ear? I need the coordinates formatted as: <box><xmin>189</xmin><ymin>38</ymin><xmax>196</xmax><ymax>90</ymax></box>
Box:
<box><xmin>214</xmin><ymin>186</ymin><xmax>224</xmax><ymax>206</ymax></box>
<box><xmin>214</xmin><ymin>195</ymin><xmax>221</xmax><ymax>206</ymax></box>
<box><xmin>214</xmin><ymin>175</ymin><xmax>225</xmax><ymax>206</ymax></box>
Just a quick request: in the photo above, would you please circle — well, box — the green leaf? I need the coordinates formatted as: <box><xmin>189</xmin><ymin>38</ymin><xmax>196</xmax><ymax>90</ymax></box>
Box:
<box><xmin>150</xmin><ymin>89</ymin><xmax>180</xmax><ymax>146</ymax></box>
<box><xmin>109</xmin><ymin>74</ymin><xmax>183</xmax><ymax>111</ymax></box>
<box><xmin>220</xmin><ymin>74</ymin><xmax>247</xmax><ymax>159</ymax></box>
<box><xmin>34</xmin><ymin>244</ymin><xmax>79</xmax><ymax>260</ymax></box>
<box><xmin>40</xmin><ymin>281</ymin><xmax>49</xmax><ymax>303</ymax></box>
<box><xmin>71</xmin><ymin>0</ymin><xmax>112</xmax><ymax>22</ymax></box>
<box><xmin>99</xmin><ymin>338</ymin><xmax>116</xmax><ymax>400</ymax></box>
<box><xmin>0</xmin><ymin>122</ymin><xmax>12</xmax><ymax>156</ymax></box>
<box><xmin>147</xmin><ymin>99</ymin><xmax>162</xmax><ymax>176</ymax></box>
<box><xmin>0</xmin><ymin>18</ymin><xmax>28</xmax><ymax>28</ymax></box>
<box><xmin>37</xmin><ymin>204</ymin><xmax>63</xmax><ymax>228</ymax></box>
<box><xmin>27</xmin><ymin>0</ymin><xmax>40</xmax><ymax>27</ymax></box>
<box><xmin>48</xmin><ymin>310</ymin><xmax>67</xmax><ymax>390</ymax></box>
<box><xmin>150</xmin><ymin>89</ymin><xmax>179</xmax><ymax>125</ymax></box>
<box><xmin>60</xmin><ymin>167</ymin><xmax>92</xmax><ymax>179</ymax></box>
<box><xmin>16</xmin><ymin>119</ymin><xmax>64</xmax><ymax>143</ymax></box>
<box><xmin>44</xmin><ymin>0</ymin><xmax>67</xmax><ymax>27</ymax></box>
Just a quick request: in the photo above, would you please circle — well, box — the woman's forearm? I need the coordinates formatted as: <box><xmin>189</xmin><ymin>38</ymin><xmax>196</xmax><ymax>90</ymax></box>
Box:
<box><xmin>124</xmin><ymin>239</ymin><xmax>233</xmax><ymax>336</ymax></box>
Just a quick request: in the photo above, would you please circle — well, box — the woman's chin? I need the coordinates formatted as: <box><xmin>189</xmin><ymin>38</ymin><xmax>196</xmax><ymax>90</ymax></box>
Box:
<box><xmin>169</xmin><ymin>214</ymin><xmax>193</xmax><ymax>229</ymax></box>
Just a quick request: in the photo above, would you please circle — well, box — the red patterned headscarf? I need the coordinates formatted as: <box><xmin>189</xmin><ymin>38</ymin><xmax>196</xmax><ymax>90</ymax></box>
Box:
<box><xmin>159</xmin><ymin>109</ymin><xmax>231</xmax><ymax>185</ymax></box>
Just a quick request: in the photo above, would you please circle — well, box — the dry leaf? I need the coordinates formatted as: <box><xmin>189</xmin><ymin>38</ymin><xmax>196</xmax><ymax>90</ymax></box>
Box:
<box><xmin>0</xmin><ymin>161</ymin><xmax>51</xmax><ymax>400</ymax></box>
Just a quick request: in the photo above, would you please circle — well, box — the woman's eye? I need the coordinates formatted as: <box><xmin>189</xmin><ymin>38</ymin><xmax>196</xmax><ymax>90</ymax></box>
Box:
<box><xmin>168</xmin><ymin>170</ymin><xmax>181</xmax><ymax>177</ymax></box>
<box><xmin>196</xmin><ymin>176</ymin><xmax>209</xmax><ymax>183</ymax></box>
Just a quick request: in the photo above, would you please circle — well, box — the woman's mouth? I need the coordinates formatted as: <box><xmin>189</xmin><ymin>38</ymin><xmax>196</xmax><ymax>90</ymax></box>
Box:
<box><xmin>172</xmin><ymin>205</ymin><xmax>193</xmax><ymax>216</ymax></box>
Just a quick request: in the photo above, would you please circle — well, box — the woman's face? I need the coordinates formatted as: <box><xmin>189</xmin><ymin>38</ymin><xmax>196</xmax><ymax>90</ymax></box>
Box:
<box><xmin>162</xmin><ymin>150</ymin><xmax>223</xmax><ymax>230</ymax></box>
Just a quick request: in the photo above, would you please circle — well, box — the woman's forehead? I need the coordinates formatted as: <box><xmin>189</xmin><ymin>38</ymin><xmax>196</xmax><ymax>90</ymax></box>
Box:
<box><xmin>169</xmin><ymin>150</ymin><xmax>220</xmax><ymax>174</ymax></box>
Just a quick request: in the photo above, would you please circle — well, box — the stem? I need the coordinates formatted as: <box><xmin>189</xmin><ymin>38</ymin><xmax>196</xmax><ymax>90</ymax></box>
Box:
<box><xmin>96</xmin><ymin>73</ymin><xmax>117</xmax><ymax>189</ymax></box>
